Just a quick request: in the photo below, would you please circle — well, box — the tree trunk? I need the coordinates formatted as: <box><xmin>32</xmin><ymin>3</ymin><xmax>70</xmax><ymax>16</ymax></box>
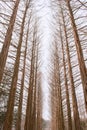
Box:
<box><xmin>61</xmin><ymin>34</ymin><xmax>72</xmax><ymax>130</ymax></box>
<box><xmin>33</xmin><ymin>43</ymin><xmax>39</xmax><ymax>130</ymax></box>
<box><xmin>0</xmin><ymin>0</ymin><xmax>20</xmax><ymax>83</ymax></box>
<box><xmin>16</xmin><ymin>18</ymin><xmax>30</xmax><ymax>130</ymax></box>
<box><xmin>37</xmin><ymin>79</ymin><xmax>42</xmax><ymax>130</ymax></box>
<box><xmin>24</xmin><ymin>40</ymin><xmax>36</xmax><ymax>130</ymax></box>
<box><xmin>55</xmin><ymin>44</ymin><xmax>65</xmax><ymax>130</ymax></box>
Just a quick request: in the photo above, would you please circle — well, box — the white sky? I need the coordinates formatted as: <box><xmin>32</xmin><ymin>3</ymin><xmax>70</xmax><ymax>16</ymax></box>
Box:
<box><xmin>32</xmin><ymin>0</ymin><xmax>54</xmax><ymax>120</ymax></box>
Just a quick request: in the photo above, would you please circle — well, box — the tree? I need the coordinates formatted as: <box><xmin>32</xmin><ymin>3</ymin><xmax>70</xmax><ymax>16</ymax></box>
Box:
<box><xmin>0</xmin><ymin>0</ymin><xmax>20</xmax><ymax>83</ymax></box>
<box><xmin>15</xmin><ymin>16</ymin><xmax>31</xmax><ymax>130</ymax></box>
<box><xmin>50</xmin><ymin>42</ymin><xmax>65</xmax><ymax>130</ymax></box>
<box><xmin>60</xmin><ymin>25</ymin><xmax>72</xmax><ymax>130</ymax></box>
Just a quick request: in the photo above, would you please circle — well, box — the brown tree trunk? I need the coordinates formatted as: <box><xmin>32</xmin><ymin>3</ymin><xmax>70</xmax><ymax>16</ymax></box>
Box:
<box><xmin>66</xmin><ymin>0</ymin><xmax>87</xmax><ymax>112</ymax></box>
<box><xmin>0</xmin><ymin>0</ymin><xmax>20</xmax><ymax>83</ymax></box>
<box><xmin>33</xmin><ymin>43</ymin><xmax>39</xmax><ymax>130</ymax></box>
<box><xmin>54</xmin><ymin>44</ymin><xmax>65</xmax><ymax>130</ymax></box>
<box><xmin>24</xmin><ymin>39</ymin><xmax>36</xmax><ymax>130</ymax></box>
<box><xmin>37</xmin><ymin>79</ymin><xmax>42</xmax><ymax>130</ymax></box>
<box><xmin>28</xmin><ymin>37</ymin><xmax>36</xmax><ymax>130</ymax></box>
<box><xmin>15</xmin><ymin>18</ymin><xmax>30</xmax><ymax>130</ymax></box>
<box><xmin>61</xmin><ymin>32</ymin><xmax>72</xmax><ymax>130</ymax></box>
<box><xmin>3</xmin><ymin>5</ymin><xmax>28</xmax><ymax>130</ymax></box>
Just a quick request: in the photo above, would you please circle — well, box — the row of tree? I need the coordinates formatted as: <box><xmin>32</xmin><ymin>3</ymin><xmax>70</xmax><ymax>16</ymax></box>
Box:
<box><xmin>0</xmin><ymin>0</ymin><xmax>42</xmax><ymax>130</ymax></box>
<box><xmin>50</xmin><ymin>0</ymin><xmax>87</xmax><ymax>130</ymax></box>
<box><xmin>0</xmin><ymin>0</ymin><xmax>87</xmax><ymax>130</ymax></box>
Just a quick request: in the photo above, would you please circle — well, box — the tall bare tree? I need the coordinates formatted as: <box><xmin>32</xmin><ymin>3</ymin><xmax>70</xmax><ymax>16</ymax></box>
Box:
<box><xmin>60</xmin><ymin>26</ymin><xmax>72</xmax><ymax>130</ymax></box>
<box><xmin>50</xmin><ymin>43</ymin><xmax>65</xmax><ymax>130</ymax></box>
<box><xmin>37</xmin><ymin>76</ymin><xmax>42</xmax><ymax>130</ymax></box>
<box><xmin>0</xmin><ymin>0</ymin><xmax>20</xmax><ymax>83</ymax></box>
<box><xmin>15</xmin><ymin>17</ymin><xmax>31</xmax><ymax>130</ymax></box>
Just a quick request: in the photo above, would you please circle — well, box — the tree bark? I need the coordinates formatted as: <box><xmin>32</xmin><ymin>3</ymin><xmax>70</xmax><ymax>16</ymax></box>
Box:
<box><xmin>24</xmin><ymin>39</ymin><xmax>36</xmax><ymax>130</ymax></box>
<box><xmin>16</xmin><ymin>17</ymin><xmax>30</xmax><ymax>130</ymax></box>
<box><xmin>61</xmin><ymin>34</ymin><xmax>72</xmax><ymax>130</ymax></box>
<box><xmin>54</xmin><ymin>44</ymin><xmax>65</xmax><ymax>130</ymax></box>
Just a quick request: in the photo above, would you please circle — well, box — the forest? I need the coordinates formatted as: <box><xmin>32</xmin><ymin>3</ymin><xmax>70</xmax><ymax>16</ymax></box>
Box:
<box><xmin>0</xmin><ymin>0</ymin><xmax>87</xmax><ymax>130</ymax></box>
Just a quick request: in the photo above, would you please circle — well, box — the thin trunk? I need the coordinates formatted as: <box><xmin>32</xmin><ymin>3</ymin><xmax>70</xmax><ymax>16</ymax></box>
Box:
<box><xmin>55</xmin><ymin>44</ymin><xmax>65</xmax><ymax>130</ymax></box>
<box><xmin>29</xmin><ymin>40</ymin><xmax>36</xmax><ymax>130</ymax></box>
<box><xmin>33</xmin><ymin>43</ymin><xmax>39</xmax><ymax>130</ymax></box>
<box><xmin>51</xmin><ymin>73</ymin><xmax>57</xmax><ymax>130</ymax></box>
<box><xmin>24</xmin><ymin>41</ymin><xmax>35</xmax><ymax>130</ymax></box>
<box><xmin>61</xmin><ymin>35</ymin><xmax>72</xmax><ymax>130</ymax></box>
<box><xmin>37</xmin><ymin>80</ymin><xmax>42</xmax><ymax>130</ymax></box>
<box><xmin>16</xmin><ymin>18</ymin><xmax>30</xmax><ymax>130</ymax></box>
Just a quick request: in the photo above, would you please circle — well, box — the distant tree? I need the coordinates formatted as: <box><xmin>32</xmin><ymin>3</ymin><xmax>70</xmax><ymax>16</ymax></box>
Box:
<box><xmin>15</xmin><ymin>16</ymin><xmax>31</xmax><ymax>130</ymax></box>
<box><xmin>24</xmin><ymin>22</ymin><xmax>39</xmax><ymax>130</ymax></box>
<box><xmin>50</xmin><ymin>42</ymin><xmax>65</xmax><ymax>130</ymax></box>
